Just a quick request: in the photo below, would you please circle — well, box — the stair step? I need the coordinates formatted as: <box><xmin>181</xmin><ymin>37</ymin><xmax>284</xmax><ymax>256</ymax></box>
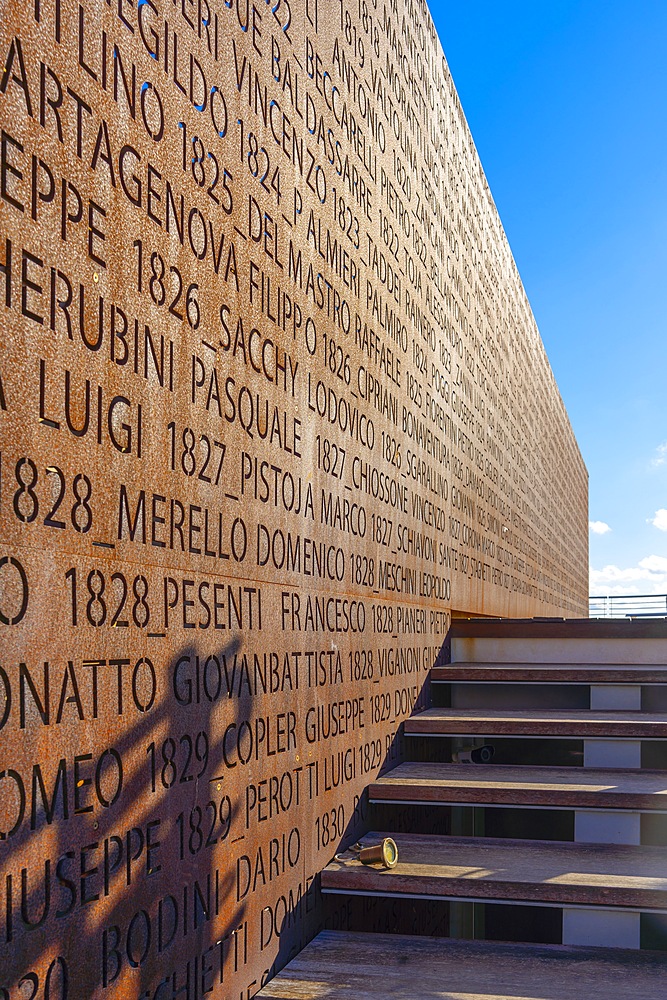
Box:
<box><xmin>433</xmin><ymin>663</ymin><xmax>667</xmax><ymax>683</ymax></box>
<box><xmin>450</xmin><ymin>618</ymin><xmax>667</xmax><ymax>666</ymax></box>
<box><xmin>369</xmin><ymin>762</ymin><xmax>667</xmax><ymax>811</ymax></box>
<box><xmin>405</xmin><ymin>708</ymin><xmax>667</xmax><ymax>738</ymax></box>
<box><xmin>321</xmin><ymin>833</ymin><xmax>667</xmax><ymax>910</ymax></box>
<box><xmin>256</xmin><ymin>931</ymin><xmax>667</xmax><ymax>1000</ymax></box>
<box><xmin>450</xmin><ymin>619</ymin><xmax>667</xmax><ymax>639</ymax></box>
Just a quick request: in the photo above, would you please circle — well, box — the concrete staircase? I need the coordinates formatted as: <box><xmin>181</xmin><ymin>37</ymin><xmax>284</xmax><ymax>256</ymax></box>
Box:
<box><xmin>259</xmin><ymin>618</ymin><xmax>667</xmax><ymax>999</ymax></box>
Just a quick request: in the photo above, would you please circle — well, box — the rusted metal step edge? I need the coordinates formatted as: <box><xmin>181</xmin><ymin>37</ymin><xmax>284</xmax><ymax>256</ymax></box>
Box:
<box><xmin>449</xmin><ymin>619</ymin><xmax>667</xmax><ymax>639</ymax></box>
<box><xmin>320</xmin><ymin>833</ymin><xmax>667</xmax><ymax>912</ymax></box>
<box><xmin>256</xmin><ymin>931</ymin><xmax>667</xmax><ymax>1000</ymax></box>
<box><xmin>404</xmin><ymin>708</ymin><xmax>667</xmax><ymax>739</ymax></box>
<box><xmin>368</xmin><ymin>762</ymin><xmax>667</xmax><ymax>811</ymax></box>
<box><xmin>433</xmin><ymin>664</ymin><xmax>667</xmax><ymax>683</ymax></box>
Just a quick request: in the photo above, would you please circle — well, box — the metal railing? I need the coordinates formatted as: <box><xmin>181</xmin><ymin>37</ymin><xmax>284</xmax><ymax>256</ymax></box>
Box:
<box><xmin>589</xmin><ymin>594</ymin><xmax>667</xmax><ymax>618</ymax></box>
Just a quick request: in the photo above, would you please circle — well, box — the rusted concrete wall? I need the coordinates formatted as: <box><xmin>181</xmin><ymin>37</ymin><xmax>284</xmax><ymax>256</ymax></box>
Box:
<box><xmin>0</xmin><ymin>0</ymin><xmax>587</xmax><ymax>994</ymax></box>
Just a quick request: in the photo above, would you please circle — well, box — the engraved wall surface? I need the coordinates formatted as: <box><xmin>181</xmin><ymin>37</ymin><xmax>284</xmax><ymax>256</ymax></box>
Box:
<box><xmin>0</xmin><ymin>0</ymin><xmax>588</xmax><ymax>994</ymax></box>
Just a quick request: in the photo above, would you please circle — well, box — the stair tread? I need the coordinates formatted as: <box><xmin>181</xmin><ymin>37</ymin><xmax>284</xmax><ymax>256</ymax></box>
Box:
<box><xmin>434</xmin><ymin>663</ymin><xmax>667</xmax><ymax>682</ymax></box>
<box><xmin>450</xmin><ymin>619</ymin><xmax>667</xmax><ymax>639</ymax></box>
<box><xmin>405</xmin><ymin>707</ymin><xmax>667</xmax><ymax>737</ymax></box>
<box><xmin>369</xmin><ymin>762</ymin><xmax>667</xmax><ymax>809</ymax></box>
<box><xmin>321</xmin><ymin>833</ymin><xmax>667</xmax><ymax>909</ymax></box>
<box><xmin>257</xmin><ymin>931</ymin><xmax>667</xmax><ymax>999</ymax></box>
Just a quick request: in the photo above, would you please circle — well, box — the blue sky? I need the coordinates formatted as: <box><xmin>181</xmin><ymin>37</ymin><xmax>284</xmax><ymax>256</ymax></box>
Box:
<box><xmin>429</xmin><ymin>1</ymin><xmax>667</xmax><ymax>596</ymax></box>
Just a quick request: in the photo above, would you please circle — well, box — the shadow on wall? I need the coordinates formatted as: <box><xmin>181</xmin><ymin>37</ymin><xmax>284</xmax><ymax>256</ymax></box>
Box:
<box><xmin>0</xmin><ymin>638</ymin><xmax>263</xmax><ymax>996</ymax></box>
<box><xmin>1</xmin><ymin>632</ymin><xmax>451</xmax><ymax>994</ymax></box>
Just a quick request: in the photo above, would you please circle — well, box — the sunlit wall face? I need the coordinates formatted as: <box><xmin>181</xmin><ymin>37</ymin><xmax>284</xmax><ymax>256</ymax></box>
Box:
<box><xmin>0</xmin><ymin>0</ymin><xmax>587</xmax><ymax>993</ymax></box>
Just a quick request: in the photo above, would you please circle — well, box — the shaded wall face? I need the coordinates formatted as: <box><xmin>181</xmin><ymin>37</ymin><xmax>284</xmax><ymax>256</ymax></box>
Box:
<box><xmin>0</xmin><ymin>0</ymin><xmax>587</xmax><ymax>993</ymax></box>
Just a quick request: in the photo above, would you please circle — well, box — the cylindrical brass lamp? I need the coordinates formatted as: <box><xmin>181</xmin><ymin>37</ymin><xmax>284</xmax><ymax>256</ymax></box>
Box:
<box><xmin>358</xmin><ymin>838</ymin><xmax>399</xmax><ymax>868</ymax></box>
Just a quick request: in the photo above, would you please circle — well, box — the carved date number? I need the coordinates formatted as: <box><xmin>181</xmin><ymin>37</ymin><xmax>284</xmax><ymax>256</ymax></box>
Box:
<box><xmin>379</xmin><ymin>209</ymin><xmax>400</xmax><ymax>262</ymax></box>
<box><xmin>350</xmin><ymin>553</ymin><xmax>374</xmax><ymax>588</ymax></box>
<box><xmin>357</xmin><ymin>738</ymin><xmax>382</xmax><ymax>774</ymax></box>
<box><xmin>3</xmin><ymin>455</ymin><xmax>92</xmax><ymax>533</ymax></box>
<box><xmin>316</xmin><ymin>435</ymin><xmax>345</xmax><ymax>479</ymax></box>
<box><xmin>1</xmin><ymin>958</ymin><xmax>68</xmax><ymax>1000</ymax></box>
<box><xmin>412</xmin><ymin>339</ymin><xmax>428</xmax><ymax>376</ymax></box>
<box><xmin>178</xmin><ymin>120</ymin><xmax>233</xmax><ymax>211</ymax></box>
<box><xmin>371</xmin><ymin>603</ymin><xmax>394</xmax><ymax>634</ymax></box>
<box><xmin>371</xmin><ymin>514</ymin><xmax>392</xmax><ymax>546</ymax></box>
<box><xmin>176</xmin><ymin>796</ymin><xmax>232</xmax><ymax>859</ymax></box>
<box><xmin>331</xmin><ymin>187</ymin><xmax>360</xmax><ymax>248</ymax></box>
<box><xmin>381</xmin><ymin>430</ymin><xmax>401</xmax><ymax>469</ymax></box>
<box><xmin>66</xmin><ymin>567</ymin><xmax>150</xmax><ymax>628</ymax></box>
<box><xmin>407</xmin><ymin>371</ymin><xmax>423</xmax><ymax>408</ymax></box>
<box><xmin>238</xmin><ymin>121</ymin><xmax>283</xmax><ymax>202</ymax></box>
<box><xmin>349</xmin><ymin>649</ymin><xmax>373</xmax><ymax>681</ymax></box>
<box><xmin>133</xmin><ymin>241</ymin><xmax>201</xmax><ymax>329</ymax></box>
<box><xmin>355</xmin><ymin>0</ymin><xmax>380</xmax><ymax>57</ymax></box>
<box><xmin>411</xmin><ymin>226</ymin><xmax>427</xmax><ymax>265</ymax></box>
<box><xmin>370</xmin><ymin>692</ymin><xmax>391</xmax><ymax>724</ymax></box>
<box><xmin>392</xmin><ymin>150</ymin><xmax>412</xmax><ymax>200</ymax></box>
<box><xmin>147</xmin><ymin>731</ymin><xmax>209</xmax><ymax>792</ymax></box>
<box><xmin>168</xmin><ymin>422</ymin><xmax>226</xmax><ymax>485</ymax></box>
<box><xmin>338</xmin><ymin>0</ymin><xmax>378</xmax><ymax>61</ymax></box>
<box><xmin>323</xmin><ymin>333</ymin><xmax>351</xmax><ymax>384</ymax></box>
<box><xmin>315</xmin><ymin>804</ymin><xmax>345</xmax><ymax>850</ymax></box>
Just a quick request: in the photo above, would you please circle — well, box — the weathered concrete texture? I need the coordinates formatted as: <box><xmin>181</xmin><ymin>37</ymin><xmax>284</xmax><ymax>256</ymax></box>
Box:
<box><xmin>0</xmin><ymin>0</ymin><xmax>587</xmax><ymax>994</ymax></box>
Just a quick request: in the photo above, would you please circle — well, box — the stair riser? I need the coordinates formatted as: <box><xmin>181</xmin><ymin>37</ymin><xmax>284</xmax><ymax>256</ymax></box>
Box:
<box><xmin>322</xmin><ymin>885</ymin><xmax>667</xmax><ymax>913</ymax></box>
<box><xmin>592</xmin><ymin>685</ymin><xmax>641</xmax><ymax>709</ymax></box>
<box><xmin>406</xmin><ymin>728</ymin><xmax>667</xmax><ymax>740</ymax></box>
<box><xmin>574</xmin><ymin>810</ymin><xmax>640</xmax><ymax>845</ymax></box>
<box><xmin>434</xmin><ymin>671</ymin><xmax>667</xmax><ymax>682</ymax></box>
<box><xmin>442</xmin><ymin>683</ymin><xmax>647</xmax><ymax>712</ymax></box>
<box><xmin>370</xmin><ymin>794</ymin><xmax>667</xmax><ymax>812</ymax></box>
<box><xmin>585</xmin><ymin>739</ymin><xmax>642</xmax><ymax>768</ymax></box>
<box><xmin>563</xmin><ymin>909</ymin><xmax>640</xmax><ymax>949</ymax></box>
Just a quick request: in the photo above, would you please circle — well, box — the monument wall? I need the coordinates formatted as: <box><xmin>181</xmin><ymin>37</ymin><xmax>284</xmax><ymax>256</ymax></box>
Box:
<box><xmin>0</xmin><ymin>0</ymin><xmax>588</xmax><ymax>994</ymax></box>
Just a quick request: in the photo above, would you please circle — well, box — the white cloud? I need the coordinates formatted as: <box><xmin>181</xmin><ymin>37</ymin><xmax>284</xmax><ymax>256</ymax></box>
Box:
<box><xmin>649</xmin><ymin>509</ymin><xmax>667</xmax><ymax>532</ymax></box>
<box><xmin>651</xmin><ymin>442</ymin><xmax>667</xmax><ymax>468</ymax></box>
<box><xmin>590</xmin><ymin>555</ymin><xmax>667</xmax><ymax>596</ymax></box>
<box><xmin>639</xmin><ymin>554</ymin><xmax>667</xmax><ymax>572</ymax></box>
<box><xmin>589</xmin><ymin>520</ymin><xmax>611</xmax><ymax>535</ymax></box>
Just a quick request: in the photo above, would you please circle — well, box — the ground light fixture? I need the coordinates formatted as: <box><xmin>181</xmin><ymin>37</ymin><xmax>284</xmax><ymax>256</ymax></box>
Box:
<box><xmin>336</xmin><ymin>838</ymin><xmax>399</xmax><ymax>868</ymax></box>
